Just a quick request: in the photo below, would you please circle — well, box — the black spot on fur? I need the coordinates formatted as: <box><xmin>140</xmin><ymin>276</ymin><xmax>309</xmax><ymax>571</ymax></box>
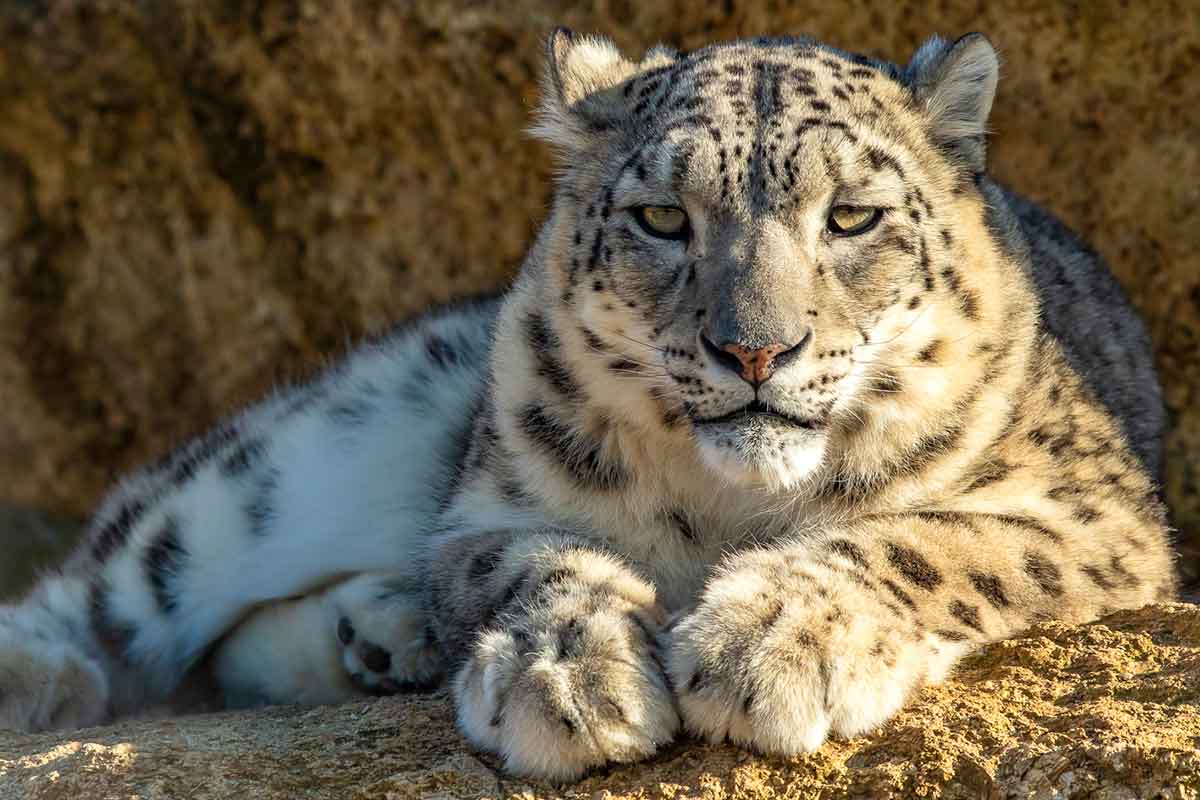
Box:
<box><xmin>425</xmin><ymin>334</ymin><xmax>458</xmax><ymax>368</ymax></box>
<box><xmin>524</xmin><ymin>313</ymin><xmax>582</xmax><ymax>399</ymax></box>
<box><xmin>908</xmin><ymin>510</ymin><xmax>983</xmax><ymax>532</ymax></box>
<box><xmin>669</xmin><ymin>510</ymin><xmax>697</xmax><ymax>542</ymax></box>
<box><xmin>517</xmin><ymin>404</ymin><xmax>628</xmax><ymax>491</ymax></box>
<box><xmin>161</xmin><ymin>422</ymin><xmax>243</xmax><ymax>486</ymax></box>
<box><xmin>939</xmin><ymin>267</ymin><xmax>981</xmax><ymax>320</ymax></box>
<box><xmin>827</xmin><ymin>538</ymin><xmax>868</xmax><ymax>569</ymax></box>
<box><xmin>886</xmin><ymin>542</ymin><xmax>942</xmax><ymax>590</ymax></box>
<box><xmin>541</xmin><ymin>568</ymin><xmax>575</xmax><ymax>590</ymax></box>
<box><xmin>962</xmin><ymin>460</ymin><xmax>1012</xmax><ymax>492</ymax></box>
<box><xmin>916</xmin><ymin>339</ymin><xmax>943</xmax><ymax>364</ymax></box>
<box><xmin>579</xmin><ymin>327</ymin><xmax>608</xmax><ymax>353</ymax></box>
<box><xmin>1081</xmin><ymin>564</ymin><xmax>1115</xmax><ymax>590</ymax></box>
<box><xmin>360</xmin><ymin>641</ymin><xmax>392</xmax><ymax>673</ymax></box>
<box><xmin>498</xmin><ymin>476</ymin><xmax>536</xmax><ymax>507</ymax></box>
<box><xmin>934</xmin><ymin>628</ymin><xmax>969</xmax><ymax>642</ymax></box>
<box><xmin>894</xmin><ymin>422</ymin><xmax>966</xmax><ymax>479</ymax></box>
<box><xmin>1109</xmin><ymin>555</ymin><xmax>1141</xmax><ymax>588</ymax></box>
<box><xmin>1024</xmin><ymin>551</ymin><xmax>1063</xmax><ymax>597</ymax></box>
<box><xmin>969</xmin><ymin>572</ymin><xmax>1010</xmax><ymax>609</ymax></box>
<box><xmin>993</xmin><ymin>514</ymin><xmax>1062</xmax><ymax>543</ymax></box>
<box><xmin>866</xmin><ymin>146</ymin><xmax>905</xmax><ymax>178</ymax></box>
<box><xmin>241</xmin><ymin>468</ymin><xmax>279</xmax><ymax>537</ymax></box>
<box><xmin>220</xmin><ymin>438</ymin><xmax>267</xmax><ymax>478</ymax></box>
<box><xmin>881</xmin><ymin>578</ymin><xmax>916</xmax><ymax>610</ymax></box>
<box><xmin>91</xmin><ymin>499</ymin><xmax>148</xmax><ymax>563</ymax></box>
<box><xmin>143</xmin><ymin>516</ymin><xmax>187</xmax><ymax>614</ymax></box>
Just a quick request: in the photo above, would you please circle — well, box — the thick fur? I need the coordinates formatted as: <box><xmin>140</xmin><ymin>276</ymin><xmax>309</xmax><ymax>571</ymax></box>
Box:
<box><xmin>0</xmin><ymin>31</ymin><xmax>1175</xmax><ymax>783</ymax></box>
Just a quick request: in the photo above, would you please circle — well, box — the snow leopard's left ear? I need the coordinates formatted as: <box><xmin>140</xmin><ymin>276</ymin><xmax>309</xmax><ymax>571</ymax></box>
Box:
<box><xmin>905</xmin><ymin>33</ymin><xmax>1000</xmax><ymax>174</ymax></box>
<box><xmin>531</xmin><ymin>27</ymin><xmax>673</xmax><ymax>153</ymax></box>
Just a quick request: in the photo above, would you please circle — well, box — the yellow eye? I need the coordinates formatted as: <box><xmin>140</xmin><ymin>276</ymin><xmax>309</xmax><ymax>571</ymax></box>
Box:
<box><xmin>828</xmin><ymin>205</ymin><xmax>882</xmax><ymax>235</ymax></box>
<box><xmin>635</xmin><ymin>206</ymin><xmax>689</xmax><ymax>240</ymax></box>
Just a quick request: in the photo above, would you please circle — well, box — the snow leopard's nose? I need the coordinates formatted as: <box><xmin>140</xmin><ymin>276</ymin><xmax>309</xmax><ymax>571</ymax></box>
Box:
<box><xmin>700</xmin><ymin>329</ymin><xmax>812</xmax><ymax>386</ymax></box>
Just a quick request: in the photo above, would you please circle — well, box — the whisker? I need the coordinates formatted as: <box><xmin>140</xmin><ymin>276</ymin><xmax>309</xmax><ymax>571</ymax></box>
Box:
<box><xmin>851</xmin><ymin>359</ymin><xmax>951</xmax><ymax>370</ymax></box>
<box><xmin>852</xmin><ymin>328</ymin><xmax>980</xmax><ymax>371</ymax></box>
<box><xmin>580</xmin><ymin>341</ymin><xmax>669</xmax><ymax>373</ymax></box>
<box><xmin>855</xmin><ymin>306</ymin><xmax>930</xmax><ymax>350</ymax></box>
<box><xmin>613</xmin><ymin>331</ymin><xmax>669</xmax><ymax>354</ymax></box>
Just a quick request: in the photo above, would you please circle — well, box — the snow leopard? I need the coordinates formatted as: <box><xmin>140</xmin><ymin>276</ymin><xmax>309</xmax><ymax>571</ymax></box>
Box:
<box><xmin>0</xmin><ymin>29</ymin><xmax>1176</xmax><ymax>781</ymax></box>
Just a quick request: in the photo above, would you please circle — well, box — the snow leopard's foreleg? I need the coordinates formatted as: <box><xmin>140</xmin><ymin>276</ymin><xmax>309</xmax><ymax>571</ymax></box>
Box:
<box><xmin>429</xmin><ymin>528</ymin><xmax>679</xmax><ymax>781</ymax></box>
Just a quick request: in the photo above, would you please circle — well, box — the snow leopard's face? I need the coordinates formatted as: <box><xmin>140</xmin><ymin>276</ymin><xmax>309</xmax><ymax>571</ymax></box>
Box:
<box><xmin>546</xmin><ymin>36</ymin><xmax>964</xmax><ymax>491</ymax></box>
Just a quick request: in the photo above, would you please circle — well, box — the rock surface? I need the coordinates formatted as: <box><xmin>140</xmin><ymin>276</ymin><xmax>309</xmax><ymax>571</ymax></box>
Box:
<box><xmin>2</xmin><ymin>603</ymin><xmax>1198</xmax><ymax>799</ymax></box>
<box><xmin>0</xmin><ymin>1</ymin><xmax>1196</xmax><ymax>584</ymax></box>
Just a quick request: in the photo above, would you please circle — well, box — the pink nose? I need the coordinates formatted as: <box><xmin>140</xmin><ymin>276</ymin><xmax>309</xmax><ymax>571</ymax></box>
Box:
<box><xmin>720</xmin><ymin>342</ymin><xmax>793</xmax><ymax>385</ymax></box>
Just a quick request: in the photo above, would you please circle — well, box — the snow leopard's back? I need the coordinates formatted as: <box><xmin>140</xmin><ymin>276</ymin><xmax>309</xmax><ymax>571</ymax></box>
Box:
<box><xmin>48</xmin><ymin>294</ymin><xmax>500</xmax><ymax>694</ymax></box>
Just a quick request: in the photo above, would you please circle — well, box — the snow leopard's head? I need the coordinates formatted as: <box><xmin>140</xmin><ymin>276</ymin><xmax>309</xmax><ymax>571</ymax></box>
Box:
<box><xmin>531</xmin><ymin>29</ymin><xmax>1000</xmax><ymax>491</ymax></box>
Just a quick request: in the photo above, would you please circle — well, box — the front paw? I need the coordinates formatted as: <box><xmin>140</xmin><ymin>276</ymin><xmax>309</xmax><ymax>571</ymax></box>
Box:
<box><xmin>453</xmin><ymin>569</ymin><xmax>679</xmax><ymax>781</ymax></box>
<box><xmin>669</xmin><ymin>550</ymin><xmax>943</xmax><ymax>755</ymax></box>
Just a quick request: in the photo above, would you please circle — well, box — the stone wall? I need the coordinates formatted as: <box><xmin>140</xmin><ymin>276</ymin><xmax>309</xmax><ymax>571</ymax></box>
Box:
<box><xmin>0</xmin><ymin>1</ymin><xmax>1196</xmax><ymax>580</ymax></box>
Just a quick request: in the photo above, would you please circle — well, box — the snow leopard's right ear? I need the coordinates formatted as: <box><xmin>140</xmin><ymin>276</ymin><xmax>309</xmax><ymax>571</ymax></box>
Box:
<box><xmin>532</xmin><ymin>28</ymin><xmax>672</xmax><ymax>152</ymax></box>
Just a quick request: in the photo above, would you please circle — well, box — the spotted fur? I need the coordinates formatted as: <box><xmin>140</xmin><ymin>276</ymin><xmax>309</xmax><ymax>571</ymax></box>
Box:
<box><xmin>0</xmin><ymin>30</ymin><xmax>1175</xmax><ymax>783</ymax></box>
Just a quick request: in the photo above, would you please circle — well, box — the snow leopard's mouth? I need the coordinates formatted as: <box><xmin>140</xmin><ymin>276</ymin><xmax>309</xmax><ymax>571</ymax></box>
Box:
<box><xmin>693</xmin><ymin>400</ymin><xmax>823</xmax><ymax>431</ymax></box>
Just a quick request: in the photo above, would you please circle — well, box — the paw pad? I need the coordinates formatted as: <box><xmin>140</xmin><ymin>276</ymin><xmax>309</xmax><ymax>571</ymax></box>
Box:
<box><xmin>359</xmin><ymin>641</ymin><xmax>391</xmax><ymax>673</ymax></box>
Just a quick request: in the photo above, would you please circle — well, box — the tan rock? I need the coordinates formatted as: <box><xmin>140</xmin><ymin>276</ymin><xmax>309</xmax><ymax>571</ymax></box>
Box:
<box><xmin>0</xmin><ymin>2</ymin><xmax>1195</xmax><ymax>589</ymax></box>
<box><xmin>1</xmin><ymin>603</ymin><xmax>1198</xmax><ymax>799</ymax></box>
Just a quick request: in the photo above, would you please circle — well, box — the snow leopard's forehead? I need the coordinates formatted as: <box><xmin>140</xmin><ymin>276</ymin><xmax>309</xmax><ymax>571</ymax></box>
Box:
<box><xmin>628</xmin><ymin>36</ymin><xmax>904</xmax><ymax>111</ymax></box>
<box><xmin>608</xmin><ymin>37</ymin><xmax>910</xmax><ymax>159</ymax></box>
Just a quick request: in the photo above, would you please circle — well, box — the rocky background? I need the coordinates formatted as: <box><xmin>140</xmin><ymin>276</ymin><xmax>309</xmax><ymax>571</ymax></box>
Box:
<box><xmin>0</xmin><ymin>0</ymin><xmax>1197</xmax><ymax>595</ymax></box>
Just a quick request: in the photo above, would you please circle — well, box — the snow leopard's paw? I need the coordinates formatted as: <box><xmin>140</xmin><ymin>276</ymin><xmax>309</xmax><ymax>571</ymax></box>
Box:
<box><xmin>669</xmin><ymin>547</ymin><xmax>954</xmax><ymax>755</ymax></box>
<box><xmin>453</xmin><ymin>558</ymin><xmax>678</xmax><ymax>781</ymax></box>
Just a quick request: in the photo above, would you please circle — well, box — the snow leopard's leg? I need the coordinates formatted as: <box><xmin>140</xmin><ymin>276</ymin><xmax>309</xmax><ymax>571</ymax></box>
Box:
<box><xmin>0</xmin><ymin>298</ymin><xmax>498</xmax><ymax>732</ymax></box>
<box><xmin>668</xmin><ymin>512</ymin><xmax>1175</xmax><ymax>756</ymax></box>
<box><xmin>429</xmin><ymin>528</ymin><xmax>679</xmax><ymax>782</ymax></box>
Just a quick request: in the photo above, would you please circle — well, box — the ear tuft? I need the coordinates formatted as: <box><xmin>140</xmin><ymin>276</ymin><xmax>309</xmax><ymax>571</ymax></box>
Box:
<box><xmin>906</xmin><ymin>33</ymin><xmax>1000</xmax><ymax>173</ymax></box>
<box><xmin>532</xmin><ymin>28</ymin><xmax>637</xmax><ymax>152</ymax></box>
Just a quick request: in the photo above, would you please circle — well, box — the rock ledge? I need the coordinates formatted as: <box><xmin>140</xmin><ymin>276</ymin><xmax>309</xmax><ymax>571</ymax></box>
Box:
<box><xmin>2</xmin><ymin>603</ymin><xmax>1198</xmax><ymax>799</ymax></box>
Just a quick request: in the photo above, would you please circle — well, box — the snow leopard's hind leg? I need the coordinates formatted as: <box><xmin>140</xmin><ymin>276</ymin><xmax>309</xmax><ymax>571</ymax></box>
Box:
<box><xmin>0</xmin><ymin>575</ymin><xmax>111</xmax><ymax>732</ymax></box>
<box><xmin>213</xmin><ymin>572</ymin><xmax>443</xmax><ymax>708</ymax></box>
<box><xmin>0</xmin><ymin>297</ymin><xmax>499</xmax><ymax>731</ymax></box>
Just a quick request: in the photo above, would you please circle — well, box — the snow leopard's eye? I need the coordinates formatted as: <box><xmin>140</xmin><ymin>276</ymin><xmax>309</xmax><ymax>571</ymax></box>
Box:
<box><xmin>634</xmin><ymin>206</ymin><xmax>689</xmax><ymax>241</ymax></box>
<box><xmin>827</xmin><ymin>205</ymin><xmax>883</xmax><ymax>236</ymax></box>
